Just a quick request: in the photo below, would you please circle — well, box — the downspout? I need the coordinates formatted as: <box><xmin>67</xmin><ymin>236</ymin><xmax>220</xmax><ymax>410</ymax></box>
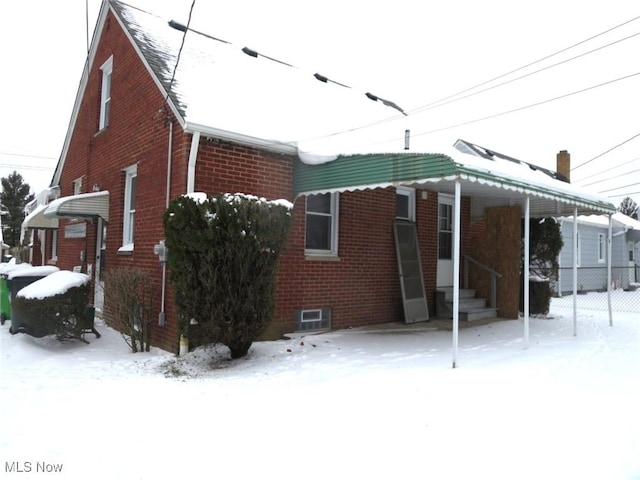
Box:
<box><xmin>158</xmin><ymin>118</ymin><xmax>174</xmax><ymax>327</ymax></box>
<box><xmin>187</xmin><ymin>131</ymin><xmax>201</xmax><ymax>194</ymax></box>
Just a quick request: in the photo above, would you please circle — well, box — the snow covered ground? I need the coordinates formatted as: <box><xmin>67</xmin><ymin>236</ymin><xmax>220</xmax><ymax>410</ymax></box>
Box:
<box><xmin>1</xmin><ymin>297</ymin><xmax>638</xmax><ymax>480</ymax></box>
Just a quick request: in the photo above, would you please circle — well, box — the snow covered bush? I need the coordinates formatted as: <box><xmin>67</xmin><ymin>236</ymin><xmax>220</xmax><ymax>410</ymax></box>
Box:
<box><xmin>104</xmin><ymin>268</ymin><xmax>154</xmax><ymax>353</ymax></box>
<box><xmin>163</xmin><ymin>192</ymin><xmax>292</xmax><ymax>358</ymax></box>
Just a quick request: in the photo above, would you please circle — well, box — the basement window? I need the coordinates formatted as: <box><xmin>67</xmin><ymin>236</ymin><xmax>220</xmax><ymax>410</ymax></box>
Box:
<box><xmin>295</xmin><ymin>308</ymin><xmax>331</xmax><ymax>332</ymax></box>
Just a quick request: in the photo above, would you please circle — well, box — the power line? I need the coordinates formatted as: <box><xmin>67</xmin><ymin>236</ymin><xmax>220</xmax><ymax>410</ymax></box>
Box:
<box><xmin>407</xmin><ymin>30</ymin><xmax>640</xmax><ymax>116</ymax></box>
<box><xmin>406</xmin><ymin>14</ymin><xmax>640</xmax><ymax>116</ymax></box>
<box><xmin>0</xmin><ymin>163</ymin><xmax>54</xmax><ymax>172</ymax></box>
<box><xmin>578</xmin><ymin>167</ymin><xmax>640</xmax><ymax>188</ymax></box>
<box><xmin>599</xmin><ymin>182</ymin><xmax>640</xmax><ymax>193</ymax></box>
<box><xmin>345</xmin><ymin>69</ymin><xmax>640</xmax><ymax>151</ymax></box>
<box><xmin>572</xmin><ymin>131</ymin><xmax>640</xmax><ymax>171</ymax></box>
<box><xmin>574</xmin><ymin>156</ymin><xmax>640</xmax><ymax>184</ymax></box>
<box><xmin>0</xmin><ymin>151</ymin><xmax>56</xmax><ymax>160</ymax></box>
<box><xmin>607</xmin><ymin>191</ymin><xmax>640</xmax><ymax>198</ymax></box>
<box><xmin>299</xmin><ymin>13</ymin><xmax>640</xmax><ymax>143</ymax></box>
<box><xmin>165</xmin><ymin>0</ymin><xmax>196</xmax><ymax>103</ymax></box>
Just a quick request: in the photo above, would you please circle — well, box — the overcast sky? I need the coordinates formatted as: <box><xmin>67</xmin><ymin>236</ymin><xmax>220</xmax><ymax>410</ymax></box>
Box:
<box><xmin>1</xmin><ymin>0</ymin><xmax>639</xmax><ymax>209</ymax></box>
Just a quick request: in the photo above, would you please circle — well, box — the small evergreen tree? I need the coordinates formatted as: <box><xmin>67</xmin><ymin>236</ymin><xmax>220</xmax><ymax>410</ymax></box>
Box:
<box><xmin>0</xmin><ymin>171</ymin><xmax>35</xmax><ymax>246</ymax></box>
<box><xmin>163</xmin><ymin>193</ymin><xmax>292</xmax><ymax>359</ymax></box>
<box><xmin>619</xmin><ymin>197</ymin><xmax>638</xmax><ymax>220</ymax></box>
<box><xmin>521</xmin><ymin>217</ymin><xmax>564</xmax><ymax>314</ymax></box>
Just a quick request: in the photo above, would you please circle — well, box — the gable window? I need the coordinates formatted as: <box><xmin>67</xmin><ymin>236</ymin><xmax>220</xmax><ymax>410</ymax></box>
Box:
<box><xmin>597</xmin><ymin>233</ymin><xmax>606</xmax><ymax>263</ymax></box>
<box><xmin>305</xmin><ymin>193</ymin><xmax>339</xmax><ymax>256</ymax></box>
<box><xmin>73</xmin><ymin>177</ymin><xmax>83</xmax><ymax>195</ymax></box>
<box><xmin>396</xmin><ymin>187</ymin><xmax>415</xmax><ymax>222</ymax></box>
<box><xmin>121</xmin><ymin>164</ymin><xmax>137</xmax><ymax>250</ymax></box>
<box><xmin>99</xmin><ymin>56</ymin><xmax>113</xmax><ymax>130</ymax></box>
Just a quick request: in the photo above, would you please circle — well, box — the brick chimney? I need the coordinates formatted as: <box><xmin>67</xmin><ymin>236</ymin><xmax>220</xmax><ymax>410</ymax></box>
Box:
<box><xmin>557</xmin><ymin>150</ymin><xmax>570</xmax><ymax>182</ymax></box>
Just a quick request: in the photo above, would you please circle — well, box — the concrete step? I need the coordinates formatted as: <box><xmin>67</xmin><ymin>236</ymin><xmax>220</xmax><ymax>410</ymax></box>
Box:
<box><xmin>451</xmin><ymin>297</ymin><xmax>487</xmax><ymax>310</ymax></box>
<box><xmin>460</xmin><ymin>307</ymin><xmax>498</xmax><ymax>322</ymax></box>
<box><xmin>438</xmin><ymin>288</ymin><xmax>476</xmax><ymax>301</ymax></box>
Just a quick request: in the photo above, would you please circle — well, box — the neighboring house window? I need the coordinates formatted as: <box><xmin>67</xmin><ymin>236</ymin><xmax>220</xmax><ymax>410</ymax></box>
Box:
<box><xmin>73</xmin><ymin>177</ymin><xmax>83</xmax><ymax>195</ymax></box>
<box><xmin>396</xmin><ymin>187</ymin><xmax>415</xmax><ymax>222</ymax></box>
<box><xmin>305</xmin><ymin>193</ymin><xmax>339</xmax><ymax>255</ymax></box>
<box><xmin>629</xmin><ymin>241</ymin><xmax>635</xmax><ymax>262</ymax></box>
<box><xmin>122</xmin><ymin>164</ymin><xmax>137</xmax><ymax>249</ymax></box>
<box><xmin>598</xmin><ymin>233</ymin><xmax>606</xmax><ymax>263</ymax></box>
<box><xmin>99</xmin><ymin>56</ymin><xmax>113</xmax><ymax>130</ymax></box>
<box><xmin>438</xmin><ymin>202</ymin><xmax>453</xmax><ymax>260</ymax></box>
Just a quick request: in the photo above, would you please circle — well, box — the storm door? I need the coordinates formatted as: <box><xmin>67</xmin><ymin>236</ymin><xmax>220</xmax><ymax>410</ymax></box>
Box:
<box><xmin>394</xmin><ymin>221</ymin><xmax>429</xmax><ymax>323</ymax></box>
<box><xmin>437</xmin><ymin>194</ymin><xmax>455</xmax><ymax>287</ymax></box>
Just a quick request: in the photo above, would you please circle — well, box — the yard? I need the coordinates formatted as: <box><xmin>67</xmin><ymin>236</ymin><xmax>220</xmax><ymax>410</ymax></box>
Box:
<box><xmin>1</xmin><ymin>295</ymin><xmax>638</xmax><ymax>479</ymax></box>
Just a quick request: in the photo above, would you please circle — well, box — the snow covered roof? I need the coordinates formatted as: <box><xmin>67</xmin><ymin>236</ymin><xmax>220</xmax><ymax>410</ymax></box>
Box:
<box><xmin>560</xmin><ymin>212</ymin><xmax>640</xmax><ymax>229</ymax></box>
<box><xmin>110</xmin><ymin>0</ymin><xmax>397</xmax><ymax>153</ymax></box>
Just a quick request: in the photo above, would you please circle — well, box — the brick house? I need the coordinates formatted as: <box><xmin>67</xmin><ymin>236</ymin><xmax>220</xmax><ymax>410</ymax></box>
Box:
<box><xmin>22</xmin><ymin>1</ymin><xmax>615</xmax><ymax>358</ymax></box>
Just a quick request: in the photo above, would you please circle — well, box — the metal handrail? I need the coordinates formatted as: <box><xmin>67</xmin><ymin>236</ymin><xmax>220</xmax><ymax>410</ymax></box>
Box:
<box><xmin>463</xmin><ymin>255</ymin><xmax>502</xmax><ymax>309</ymax></box>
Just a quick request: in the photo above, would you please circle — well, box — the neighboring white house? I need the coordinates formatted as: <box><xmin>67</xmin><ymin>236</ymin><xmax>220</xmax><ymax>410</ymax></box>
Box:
<box><xmin>556</xmin><ymin>213</ymin><xmax>640</xmax><ymax>294</ymax></box>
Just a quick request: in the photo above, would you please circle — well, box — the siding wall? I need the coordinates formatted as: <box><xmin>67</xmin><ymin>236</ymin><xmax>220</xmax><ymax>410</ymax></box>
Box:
<box><xmin>557</xmin><ymin>221</ymin><xmax>631</xmax><ymax>293</ymax></box>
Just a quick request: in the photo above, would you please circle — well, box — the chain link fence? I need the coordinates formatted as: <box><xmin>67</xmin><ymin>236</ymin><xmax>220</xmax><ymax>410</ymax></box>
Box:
<box><xmin>552</xmin><ymin>266</ymin><xmax>639</xmax><ymax>312</ymax></box>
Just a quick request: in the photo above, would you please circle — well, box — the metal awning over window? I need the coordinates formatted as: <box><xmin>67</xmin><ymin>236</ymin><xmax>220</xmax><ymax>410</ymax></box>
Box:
<box><xmin>22</xmin><ymin>204</ymin><xmax>60</xmax><ymax>230</ymax></box>
<box><xmin>44</xmin><ymin>191</ymin><xmax>110</xmax><ymax>222</ymax></box>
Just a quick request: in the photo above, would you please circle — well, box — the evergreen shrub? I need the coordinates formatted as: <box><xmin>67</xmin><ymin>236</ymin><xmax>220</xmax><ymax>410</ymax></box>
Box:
<box><xmin>164</xmin><ymin>192</ymin><xmax>292</xmax><ymax>358</ymax></box>
<box><xmin>520</xmin><ymin>217</ymin><xmax>564</xmax><ymax>315</ymax></box>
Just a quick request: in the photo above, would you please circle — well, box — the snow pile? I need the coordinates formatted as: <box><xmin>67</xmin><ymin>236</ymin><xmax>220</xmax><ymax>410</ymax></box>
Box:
<box><xmin>16</xmin><ymin>270</ymin><xmax>90</xmax><ymax>300</ymax></box>
<box><xmin>1</xmin><ymin>296</ymin><xmax>638</xmax><ymax>479</ymax></box>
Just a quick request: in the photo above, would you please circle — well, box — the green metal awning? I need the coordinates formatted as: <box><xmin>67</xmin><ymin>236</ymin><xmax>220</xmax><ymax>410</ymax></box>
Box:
<box><xmin>293</xmin><ymin>150</ymin><xmax>616</xmax><ymax>217</ymax></box>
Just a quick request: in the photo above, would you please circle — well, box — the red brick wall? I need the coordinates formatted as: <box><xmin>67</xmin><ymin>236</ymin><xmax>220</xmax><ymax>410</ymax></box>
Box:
<box><xmin>51</xmin><ymin>10</ymin><xmax>190</xmax><ymax>351</ymax></box>
<box><xmin>51</xmin><ymin>9</ymin><xmax>479</xmax><ymax>352</ymax></box>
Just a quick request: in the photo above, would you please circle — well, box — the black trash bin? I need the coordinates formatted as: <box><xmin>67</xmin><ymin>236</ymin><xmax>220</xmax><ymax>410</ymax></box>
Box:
<box><xmin>8</xmin><ymin>266</ymin><xmax>60</xmax><ymax>334</ymax></box>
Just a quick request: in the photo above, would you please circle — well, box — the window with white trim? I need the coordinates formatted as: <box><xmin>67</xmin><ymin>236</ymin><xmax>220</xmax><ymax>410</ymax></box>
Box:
<box><xmin>73</xmin><ymin>177</ymin><xmax>83</xmax><ymax>195</ymax></box>
<box><xmin>597</xmin><ymin>233</ymin><xmax>606</xmax><ymax>263</ymax></box>
<box><xmin>99</xmin><ymin>56</ymin><xmax>113</xmax><ymax>130</ymax></box>
<box><xmin>122</xmin><ymin>165</ymin><xmax>137</xmax><ymax>249</ymax></box>
<box><xmin>396</xmin><ymin>187</ymin><xmax>415</xmax><ymax>222</ymax></box>
<box><xmin>438</xmin><ymin>202</ymin><xmax>453</xmax><ymax>260</ymax></box>
<box><xmin>305</xmin><ymin>193</ymin><xmax>339</xmax><ymax>255</ymax></box>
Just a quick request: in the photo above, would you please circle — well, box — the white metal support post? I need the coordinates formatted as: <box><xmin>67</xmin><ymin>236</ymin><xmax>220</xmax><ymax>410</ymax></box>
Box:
<box><xmin>524</xmin><ymin>196</ymin><xmax>530</xmax><ymax>348</ymax></box>
<box><xmin>452</xmin><ymin>181</ymin><xmax>461</xmax><ymax>368</ymax></box>
<box><xmin>573</xmin><ymin>207</ymin><xmax>578</xmax><ymax>336</ymax></box>
<box><xmin>607</xmin><ymin>213</ymin><xmax>613</xmax><ymax>327</ymax></box>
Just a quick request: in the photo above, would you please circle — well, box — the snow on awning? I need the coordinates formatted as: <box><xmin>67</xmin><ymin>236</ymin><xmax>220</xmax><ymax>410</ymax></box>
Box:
<box><xmin>44</xmin><ymin>191</ymin><xmax>110</xmax><ymax>223</ymax></box>
<box><xmin>293</xmin><ymin>147</ymin><xmax>616</xmax><ymax>217</ymax></box>
<box><xmin>22</xmin><ymin>204</ymin><xmax>60</xmax><ymax>230</ymax></box>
